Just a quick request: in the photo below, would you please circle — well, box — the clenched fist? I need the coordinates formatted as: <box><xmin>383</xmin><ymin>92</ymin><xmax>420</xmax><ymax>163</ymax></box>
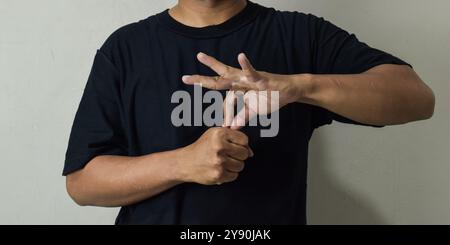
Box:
<box><xmin>177</xmin><ymin>127</ymin><xmax>253</xmax><ymax>185</ymax></box>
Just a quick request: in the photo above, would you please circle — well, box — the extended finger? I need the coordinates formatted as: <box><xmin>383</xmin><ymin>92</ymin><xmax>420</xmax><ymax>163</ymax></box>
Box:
<box><xmin>238</xmin><ymin>53</ymin><xmax>260</xmax><ymax>80</ymax></box>
<box><xmin>230</xmin><ymin>91</ymin><xmax>258</xmax><ymax>130</ymax></box>
<box><xmin>197</xmin><ymin>52</ymin><xmax>231</xmax><ymax>76</ymax></box>
<box><xmin>231</xmin><ymin>81</ymin><xmax>261</xmax><ymax>92</ymax></box>
<box><xmin>223</xmin><ymin>91</ymin><xmax>237</xmax><ymax>127</ymax></box>
<box><xmin>182</xmin><ymin>75</ymin><xmax>232</xmax><ymax>90</ymax></box>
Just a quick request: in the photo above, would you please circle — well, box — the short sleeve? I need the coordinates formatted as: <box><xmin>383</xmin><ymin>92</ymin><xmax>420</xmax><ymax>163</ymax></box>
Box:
<box><xmin>308</xmin><ymin>15</ymin><xmax>411</xmax><ymax>128</ymax></box>
<box><xmin>63</xmin><ymin>50</ymin><xmax>128</xmax><ymax>176</ymax></box>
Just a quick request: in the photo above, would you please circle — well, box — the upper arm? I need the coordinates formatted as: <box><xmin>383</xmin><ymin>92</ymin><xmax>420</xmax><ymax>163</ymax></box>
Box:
<box><xmin>306</xmin><ymin>15</ymin><xmax>412</xmax><ymax>128</ymax></box>
<box><xmin>309</xmin><ymin>15</ymin><xmax>411</xmax><ymax>75</ymax></box>
<box><xmin>63</xmin><ymin>50</ymin><xmax>128</xmax><ymax>176</ymax></box>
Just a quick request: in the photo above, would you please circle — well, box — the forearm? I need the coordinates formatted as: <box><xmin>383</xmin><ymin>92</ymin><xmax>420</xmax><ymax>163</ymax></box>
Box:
<box><xmin>293</xmin><ymin>65</ymin><xmax>435</xmax><ymax>126</ymax></box>
<box><xmin>66</xmin><ymin>150</ymin><xmax>184</xmax><ymax>207</ymax></box>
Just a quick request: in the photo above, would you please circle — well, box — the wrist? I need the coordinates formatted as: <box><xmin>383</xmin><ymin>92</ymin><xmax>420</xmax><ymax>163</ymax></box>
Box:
<box><xmin>288</xmin><ymin>73</ymin><xmax>315</xmax><ymax>104</ymax></box>
<box><xmin>170</xmin><ymin>146</ymin><xmax>191</xmax><ymax>183</ymax></box>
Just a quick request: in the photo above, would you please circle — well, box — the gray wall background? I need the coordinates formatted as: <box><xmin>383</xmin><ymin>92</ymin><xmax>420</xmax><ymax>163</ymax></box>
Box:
<box><xmin>0</xmin><ymin>0</ymin><xmax>449</xmax><ymax>224</ymax></box>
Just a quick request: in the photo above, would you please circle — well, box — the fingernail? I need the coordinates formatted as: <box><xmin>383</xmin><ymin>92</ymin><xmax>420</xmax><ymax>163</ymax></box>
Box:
<box><xmin>197</xmin><ymin>52</ymin><xmax>206</xmax><ymax>59</ymax></box>
<box><xmin>249</xmin><ymin>147</ymin><xmax>254</xmax><ymax>157</ymax></box>
<box><xmin>182</xmin><ymin>75</ymin><xmax>191</xmax><ymax>83</ymax></box>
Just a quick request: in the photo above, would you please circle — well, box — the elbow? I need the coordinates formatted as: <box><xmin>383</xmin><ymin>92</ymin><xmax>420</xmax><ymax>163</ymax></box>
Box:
<box><xmin>66</xmin><ymin>172</ymin><xmax>90</xmax><ymax>207</ymax></box>
<box><xmin>394</xmin><ymin>83</ymin><xmax>435</xmax><ymax>124</ymax></box>
<box><xmin>417</xmin><ymin>86</ymin><xmax>435</xmax><ymax>121</ymax></box>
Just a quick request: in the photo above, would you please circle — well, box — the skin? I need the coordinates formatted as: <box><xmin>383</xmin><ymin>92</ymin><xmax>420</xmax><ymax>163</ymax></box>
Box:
<box><xmin>183</xmin><ymin>53</ymin><xmax>435</xmax><ymax>127</ymax></box>
<box><xmin>67</xmin><ymin>127</ymin><xmax>252</xmax><ymax>207</ymax></box>
<box><xmin>66</xmin><ymin>0</ymin><xmax>435</xmax><ymax>207</ymax></box>
<box><xmin>169</xmin><ymin>0</ymin><xmax>247</xmax><ymax>28</ymax></box>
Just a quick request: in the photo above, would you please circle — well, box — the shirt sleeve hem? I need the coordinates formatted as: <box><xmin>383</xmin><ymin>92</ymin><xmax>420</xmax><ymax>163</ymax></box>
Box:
<box><xmin>62</xmin><ymin>154</ymin><xmax>98</xmax><ymax>176</ymax></box>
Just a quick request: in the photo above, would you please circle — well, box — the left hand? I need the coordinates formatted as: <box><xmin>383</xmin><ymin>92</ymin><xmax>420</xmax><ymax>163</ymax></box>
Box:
<box><xmin>182</xmin><ymin>52</ymin><xmax>304</xmax><ymax>129</ymax></box>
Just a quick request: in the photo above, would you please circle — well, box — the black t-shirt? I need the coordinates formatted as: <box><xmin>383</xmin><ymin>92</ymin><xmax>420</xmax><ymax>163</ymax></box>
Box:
<box><xmin>64</xmin><ymin>1</ymin><xmax>409</xmax><ymax>224</ymax></box>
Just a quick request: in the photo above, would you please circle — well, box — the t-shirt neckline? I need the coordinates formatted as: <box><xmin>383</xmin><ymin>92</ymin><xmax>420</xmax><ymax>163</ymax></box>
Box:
<box><xmin>156</xmin><ymin>1</ymin><xmax>261</xmax><ymax>39</ymax></box>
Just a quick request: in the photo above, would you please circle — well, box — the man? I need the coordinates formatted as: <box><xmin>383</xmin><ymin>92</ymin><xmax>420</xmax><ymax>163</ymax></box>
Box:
<box><xmin>64</xmin><ymin>0</ymin><xmax>434</xmax><ymax>224</ymax></box>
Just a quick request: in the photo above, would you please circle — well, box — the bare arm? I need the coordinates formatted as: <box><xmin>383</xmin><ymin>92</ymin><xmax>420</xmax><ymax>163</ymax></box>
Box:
<box><xmin>66</xmin><ymin>127</ymin><xmax>252</xmax><ymax>207</ymax></box>
<box><xmin>183</xmin><ymin>53</ymin><xmax>435</xmax><ymax>127</ymax></box>
<box><xmin>295</xmin><ymin>64</ymin><xmax>435</xmax><ymax>126</ymax></box>
<box><xmin>66</xmin><ymin>152</ymin><xmax>183</xmax><ymax>207</ymax></box>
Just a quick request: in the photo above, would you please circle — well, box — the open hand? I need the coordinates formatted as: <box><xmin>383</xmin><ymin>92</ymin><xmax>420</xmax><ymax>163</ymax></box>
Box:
<box><xmin>182</xmin><ymin>52</ymin><xmax>302</xmax><ymax>129</ymax></box>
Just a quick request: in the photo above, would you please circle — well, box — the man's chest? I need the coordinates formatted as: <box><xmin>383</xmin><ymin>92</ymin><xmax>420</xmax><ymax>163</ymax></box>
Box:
<box><xmin>119</xmin><ymin>38</ymin><xmax>313</xmax><ymax>155</ymax></box>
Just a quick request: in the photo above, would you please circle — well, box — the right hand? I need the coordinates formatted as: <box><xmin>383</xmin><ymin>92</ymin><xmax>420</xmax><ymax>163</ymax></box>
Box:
<box><xmin>183</xmin><ymin>53</ymin><xmax>301</xmax><ymax>129</ymax></box>
<box><xmin>177</xmin><ymin>127</ymin><xmax>254</xmax><ymax>185</ymax></box>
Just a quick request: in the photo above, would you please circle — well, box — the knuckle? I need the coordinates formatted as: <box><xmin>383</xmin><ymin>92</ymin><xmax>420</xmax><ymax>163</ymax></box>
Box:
<box><xmin>224</xmin><ymin>66</ymin><xmax>231</xmax><ymax>74</ymax></box>
<box><xmin>238</xmin><ymin>150</ymin><xmax>250</xmax><ymax>159</ymax></box>
<box><xmin>232</xmin><ymin>153</ymin><xmax>244</xmax><ymax>161</ymax></box>
<box><xmin>212</xmin><ymin>127</ymin><xmax>225</xmax><ymax>138</ymax></box>
<box><xmin>215</xmin><ymin>156</ymin><xmax>225</xmax><ymax>166</ymax></box>
<box><xmin>213</xmin><ymin>141</ymin><xmax>225</xmax><ymax>153</ymax></box>
<box><xmin>244</xmin><ymin>150</ymin><xmax>250</xmax><ymax>158</ymax></box>
<box><xmin>208</xmin><ymin>127</ymin><xmax>219</xmax><ymax>134</ymax></box>
<box><xmin>240</xmin><ymin>134</ymin><xmax>249</xmax><ymax>145</ymax></box>
<box><xmin>211</xmin><ymin>168</ymin><xmax>223</xmax><ymax>181</ymax></box>
<box><xmin>230</xmin><ymin>173</ymin><xmax>239</xmax><ymax>182</ymax></box>
<box><xmin>236</xmin><ymin>162</ymin><xmax>245</xmax><ymax>172</ymax></box>
<box><xmin>205</xmin><ymin>128</ymin><xmax>216</xmax><ymax>138</ymax></box>
<box><xmin>240</xmin><ymin>151</ymin><xmax>249</xmax><ymax>160</ymax></box>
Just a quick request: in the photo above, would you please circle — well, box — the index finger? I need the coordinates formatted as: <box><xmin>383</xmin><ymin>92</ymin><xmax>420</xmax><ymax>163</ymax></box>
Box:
<box><xmin>182</xmin><ymin>75</ymin><xmax>232</xmax><ymax>90</ymax></box>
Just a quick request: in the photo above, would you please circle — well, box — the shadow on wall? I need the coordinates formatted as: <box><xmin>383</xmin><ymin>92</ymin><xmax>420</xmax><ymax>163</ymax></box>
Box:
<box><xmin>307</xmin><ymin>131</ymin><xmax>388</xmax><ymax>225</ymax></box>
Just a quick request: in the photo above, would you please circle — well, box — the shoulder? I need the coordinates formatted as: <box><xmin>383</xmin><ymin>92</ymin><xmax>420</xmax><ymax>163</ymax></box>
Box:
<box><xmin>97</xmin><ymin>16</ymin><xmax>158</xmax><ymax>70</ymax></box>
<box><xmin>261</xmin><ymin>7</ymin><xmax>323</xmax><ymax>42</ymax></box>
<box><xmin>264</xmin><ymin>6</ymin><xmax>324</xmax><ymax>33</ymax></box>
<box><xmin>272</xmin><ymin>9</ymin><xmax>326</xmax><ymax>29</ymax></box>
<box><xmin>100</xmin><ymin>18</ymin><xmax>152</xmax><ymax>53</ymax></box>
<box><xmin>269</xmin><ymin>8</ymin><xmax>342</xmax><ymax>41</ymax></box>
